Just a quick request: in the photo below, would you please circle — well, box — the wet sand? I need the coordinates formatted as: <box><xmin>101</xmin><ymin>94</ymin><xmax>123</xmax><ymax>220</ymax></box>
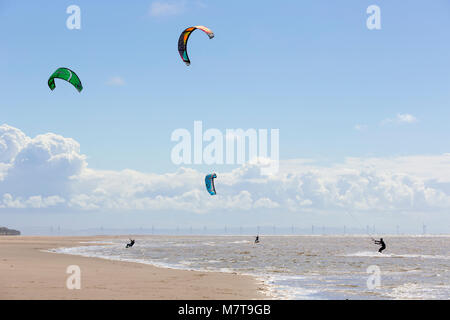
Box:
<box><xmin>0</xmin><ymin>236</ymin><xmax>267</xmax><ymax>300</ymax></box>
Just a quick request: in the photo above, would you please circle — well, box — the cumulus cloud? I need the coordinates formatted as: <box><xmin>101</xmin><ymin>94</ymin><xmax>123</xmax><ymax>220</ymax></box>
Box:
<box><xmin>1</xmin><ymin>124</ymin><xmax>450</xmax><ymax>217</ymax></box>
<box><xmin>149</xmin><ymin>1</ymin><xmax>185</xmax><ymax>16</ymax></box>
<box><xmin>0</xmin><ymin>124</ymin><xmax>30</xmax><ymax>163</ymax></box>
<box><xmin>0</xmin><ymin>127</ymin><xmax>86</xmax><ymax>199</ymax></box>
<box><xmin>0</xmin><ymin>193</ymin><xmax>65</xmax><ymax>209</ymax></box>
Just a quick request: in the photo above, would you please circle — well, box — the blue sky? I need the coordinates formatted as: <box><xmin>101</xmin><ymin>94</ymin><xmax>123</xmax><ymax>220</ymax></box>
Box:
<box><xmin>0</xmin><ymin>1</ymin><xmax>449</xmax><ymax>233</ymax></box>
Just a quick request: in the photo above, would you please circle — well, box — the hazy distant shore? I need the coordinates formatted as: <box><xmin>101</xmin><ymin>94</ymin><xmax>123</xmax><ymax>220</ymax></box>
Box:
<box><xmin>0</xmin><ymin>236</ymin><xmax>267</xmax><ymax>300</ymax></box>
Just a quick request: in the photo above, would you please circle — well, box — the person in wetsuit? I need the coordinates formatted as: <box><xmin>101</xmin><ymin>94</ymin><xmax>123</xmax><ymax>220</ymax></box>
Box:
<box><xmin>126</xmin><ymin>239</ymin><xmax>135</xmax><ymax>248</ymax></box>
<box><xmin>254</xmin><ymin>235</ymin><xmax>260</xmax><ymax>244</ymax></box>
<box><xmin>373</xmin><ymin>238</ymin><xmax>386</xmax><ymax>253</ymax></box>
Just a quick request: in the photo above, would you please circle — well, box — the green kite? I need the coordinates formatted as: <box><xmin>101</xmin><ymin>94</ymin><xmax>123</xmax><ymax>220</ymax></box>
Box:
<box><xmin>48</xmin><ymin>67</ymin><xmax>83</xmax><ymax>92</ymax></box>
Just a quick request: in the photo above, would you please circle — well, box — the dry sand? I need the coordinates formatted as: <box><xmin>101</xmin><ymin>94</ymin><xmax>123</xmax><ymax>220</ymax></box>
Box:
<box><xmin>0</xmin><ymin>236</ymin><xmax>268</xmax><ymax>300</ymax></box>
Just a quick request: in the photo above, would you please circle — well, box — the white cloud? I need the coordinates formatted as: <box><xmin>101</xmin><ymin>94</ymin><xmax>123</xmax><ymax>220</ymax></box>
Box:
<box><xmin>1</xmin><ymin>124</ymin><xmax>450</xmax><ymax>218</ymax></box>
<box><xmin>397</xmin><ymin>113</ymin><xmax>418</xmax><ymax>123</ymax></box>
<box><xmin>0</xmin><ymin>124</ymin><xmax>30</xmax><ymax>163</ymax></box>
<box><xmin>354</xmin><ymin>124</ymin><xmax>368</xmax><ymax>131</ymax></box>
<box><xmin>254</xmin><ymin>197</ymin><xmax>280</xmax><ymax>209</ymax></box>
<box><xmin>106</xmin><ymin>76</ymin><xmax>125</xmax><ymax>86</ymax></box>
<box><xmin>0</xmin><ymin>127</ymin><xmax>86</xmax><ymax>199</ymax></box>
<box><xmin>0</xmin><ymin>193</ymin><xmax>65</xmax><ymax>209</ymax></box>
<box><xmin>149</xmin><ymin>1</ymin><xmax>185</xmax><ymax>17</ymax></box>
<box><xmin>381</xmin><ymin>113</ymin><xmax>418</xmax><ymax>125</ymax></box>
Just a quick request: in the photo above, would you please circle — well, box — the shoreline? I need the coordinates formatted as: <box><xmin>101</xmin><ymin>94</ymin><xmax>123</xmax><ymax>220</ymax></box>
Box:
<box><xmin>0</xmin><ymin>236</ymin><xmax>268</xmax><ymax>300</ymax></box>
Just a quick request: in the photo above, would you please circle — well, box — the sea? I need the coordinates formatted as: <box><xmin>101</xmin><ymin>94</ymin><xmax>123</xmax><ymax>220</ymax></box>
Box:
<box><xmin>48</xmin><ymin>235</ymin><xmax>450</xmax><ymax>299</ymax></box>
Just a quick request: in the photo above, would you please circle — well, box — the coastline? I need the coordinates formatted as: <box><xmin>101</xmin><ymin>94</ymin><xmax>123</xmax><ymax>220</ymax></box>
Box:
<box><xmin>0</xmin><ymin>236</ymin><xmax>268</xmax><ymax>300</ymax></box>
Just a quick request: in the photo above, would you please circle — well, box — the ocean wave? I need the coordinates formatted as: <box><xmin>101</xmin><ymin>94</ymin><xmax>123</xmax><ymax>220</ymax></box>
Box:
<box><xmin>386</xmin><ymin>283</ymin><xmax>450</xmax><ymax>300</ymax></box>
<box><xmin>343</xmin><ymin>251</ymin><xmax>450</xmax><ymax>260</ymax></box>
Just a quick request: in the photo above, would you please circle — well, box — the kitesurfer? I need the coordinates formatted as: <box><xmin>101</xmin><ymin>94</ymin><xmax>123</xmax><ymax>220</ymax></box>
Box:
<box><xmin>254</xmin><ymin>235</ymin><xmax>259</xmax><ymax>244</ymax></box>
<box><xmin>126</xmin><ymin>239</ymin><xmax>135</xmax><ymax>248</ymax></box>
<box><xmin>373</xmin><ymin>238</ymin><xmax>386</xmax><ymax>253</ymax></box>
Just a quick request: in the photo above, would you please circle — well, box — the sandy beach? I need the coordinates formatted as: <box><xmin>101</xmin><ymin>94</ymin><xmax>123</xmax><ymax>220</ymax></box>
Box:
<box><xmin>0</xmin><ymin>236</ymin><xmax>267</xmax><ymax>300</ymax></box>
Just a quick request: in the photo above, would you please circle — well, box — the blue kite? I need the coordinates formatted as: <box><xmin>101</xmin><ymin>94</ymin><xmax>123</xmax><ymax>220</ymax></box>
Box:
<box><xmin>205</xmin><ymin>173</ymin><xmax>217</xmax><ymax>195</ymax></box>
